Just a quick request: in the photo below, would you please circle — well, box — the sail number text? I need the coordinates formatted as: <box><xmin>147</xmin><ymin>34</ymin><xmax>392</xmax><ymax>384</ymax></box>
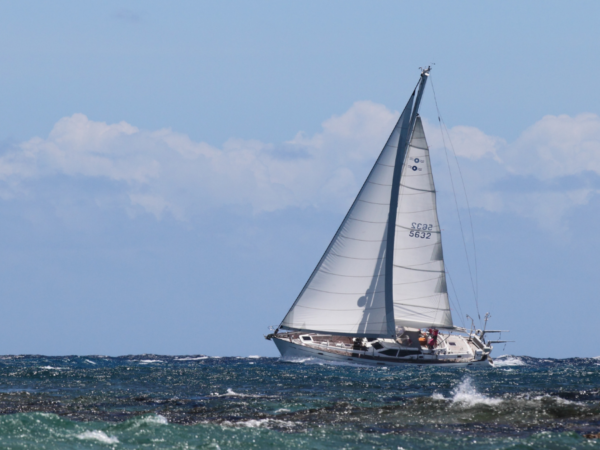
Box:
<box><xmin>409</xmin><ymin>223</ymin><xmax>432</xmax><ymax>239</ymax></box>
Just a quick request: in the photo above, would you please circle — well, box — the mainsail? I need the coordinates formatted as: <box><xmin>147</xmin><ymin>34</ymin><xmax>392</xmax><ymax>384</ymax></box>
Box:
<box><xmin>280</xmin><ymin>68</ymin><xmax>453</xmax><ymax>338</ymax></box>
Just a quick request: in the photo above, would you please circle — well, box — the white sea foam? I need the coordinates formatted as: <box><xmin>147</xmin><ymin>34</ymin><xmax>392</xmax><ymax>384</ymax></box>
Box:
<box><xmin>211</xmin><ymin>388</ymin><xmax>265</xmax><ymax>398</ymax></box>
<box><xmin>85</xmin><ymin>359</ymin><xmax>97</xmax><ymax>365</ymax></box>
<box><xmin>532</xmin><ymin>395</ymin><xmax>577</xmax><ymax>405</ymax></box>
<box><xmin>139</xmin><ymin>360</ymin><xmax>163</xmax><ymax>364</ymax></box>
<box><xmin>127</xmin><ymin>414</ymin><xmax>169</xmax><ymax>429</ymax></box>
<box><xmin>175</xmin><ymin>357</ymin><xmax>209</xmax><ymax>361</ymax></box>
<box><xmin>450</xmin><ymin>378</ymin><xmax>502</xmax><ymax>407</ymax></box>
<box><xmin>431</xmin><ymin>392</ymin><xmax>445</xmax><ymax>400</ymax></box>
<box><xmin>39</xmin><ymin>366</ymin><xmax>64</xmax><ymax>370</ymax></box>
<box><xmin>76</xmin><ymin>430</ymin><xmax>119</xmax><ymax>444</ymax></box>
<box><xmin>494</xmin><ymin>356</ymin><xmax>526</xmax><ymax>367</ymax></box>
<box><xmin>222</xmin><ymin>418</ymin><xmax>295</xmax><ymax>429</ymax></box>
<box><xmin>279</xmin><ymin>356</ymin><xmax>363</xmax><ymax>368</ymax></box>
<box><xmin>248</xmin><ymin>355</ymin><xmax>261</xmax><ymax>359</ymax></box>
<box><xmin>141</xmin><ymin>414</ymin><xmax>168</xmax><ymax>425</ymax></box>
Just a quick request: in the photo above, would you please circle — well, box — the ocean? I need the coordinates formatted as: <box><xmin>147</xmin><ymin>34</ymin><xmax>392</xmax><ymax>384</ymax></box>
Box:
<box><xmin>0</xmin><ymin>354</ymin><xmax>599</xmax><ymax>449</ymax></box>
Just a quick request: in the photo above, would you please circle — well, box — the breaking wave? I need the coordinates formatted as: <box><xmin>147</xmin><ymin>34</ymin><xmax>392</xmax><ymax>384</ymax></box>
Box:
<box><xmin>210</xmin><ymin>388</ymin><xmax>266</xmax><ymax>398</ymax></box>
<box><xmin>494</xmin><ymin>355</ymin><xmax>526</xmax><ymax>367</ymax></box>
<box><xmin>444</xmin><ymin>377</ymin><xmax>503</xmax><ymax>407</ymax></box>
<box><xmin>76</xmin><ymin>430</ymin><xmax>119</xmax><ymax>444</ymax></box>
<box><xmin>174</xmin><ymin>357</ymin><xmax>209</xmax><ymax>361</ymax></box>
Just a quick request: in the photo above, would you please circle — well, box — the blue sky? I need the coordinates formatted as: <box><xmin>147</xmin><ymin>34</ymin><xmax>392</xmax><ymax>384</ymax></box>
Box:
<box><xmin>0</xmin><ymin>1</ymin><xmax>599</xmax><ymax>357</ymax></box>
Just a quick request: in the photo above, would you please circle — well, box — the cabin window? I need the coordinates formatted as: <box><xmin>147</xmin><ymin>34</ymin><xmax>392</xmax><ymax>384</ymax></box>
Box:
<box><xmin>301</xmin><ymin>335</ymin><xmax>312</xmax><ymax>342</ymax></box>
<box><xmin>371</xmin><ymin>342</ymin><xmax>384</xmax><ymax>350</ymax></box>
<box><xmin>380</xmin><ymin>349</ymin><xmax>399</xmax><ymax>357</ymax></box>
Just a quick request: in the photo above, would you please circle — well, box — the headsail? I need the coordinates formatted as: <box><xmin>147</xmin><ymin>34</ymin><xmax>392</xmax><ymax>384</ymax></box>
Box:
<box><xmin>280</xmin><ymin>68</ymin><xmax>451</xmax><ymax>337</ymax></box>
<box><xmin>280</xmin><ymin>94</ymin><xmax>416</xmax><ymax>338</ymax></box>
<box><xmin>392</xmin><ymin>117</ymin><xmax>453</xmax><ymax>329</ymax></box>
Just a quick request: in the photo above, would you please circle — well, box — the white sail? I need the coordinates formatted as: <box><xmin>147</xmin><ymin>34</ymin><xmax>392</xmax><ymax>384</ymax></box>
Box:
<box><xmin>392</xmin><ymin>117</ymin><xmax>453</xmax><ymax>329</ymax></box>
<box><xmin>280</xmin><ymin>98</ymin><xmax>414</xmax><ymax>337</ymax></box>
<box><xmin>280</xmin><ymin>69</ymin><xmax>454</xmax><ymax>337</ymax></box>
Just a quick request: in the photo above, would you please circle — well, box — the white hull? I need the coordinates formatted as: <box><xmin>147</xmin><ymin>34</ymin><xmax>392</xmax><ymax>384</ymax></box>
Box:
<box><xmin>272</xmin><ymin>333</ymin><xmax>493</xmax><ymax>368</ymax></box>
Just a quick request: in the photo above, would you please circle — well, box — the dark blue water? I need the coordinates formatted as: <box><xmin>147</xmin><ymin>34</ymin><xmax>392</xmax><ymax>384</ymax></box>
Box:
<box><xmin>1</xmin><ymin>354</ymin><xmax>600</xmax><ymax>449</ymax></box>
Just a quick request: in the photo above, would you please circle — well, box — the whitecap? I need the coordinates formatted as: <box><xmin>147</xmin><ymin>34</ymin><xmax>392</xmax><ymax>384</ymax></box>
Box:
<box><xmin>39</xmin><ymin>366</ymin><xmax>64</xmax><ymax>370</ymax></box>
<box><xmin>76</xmin><ymin>430</ymin><xmax>119</xmax><ymax>444</ymax></box>
<box><xmin>140</xmin><ymin>414</ymin><xmax>168</xmax><ymax>425</ymax></box>
<box><xmin>139</xmin><ymin>360</ymin><xmax>163</xmax><ymax>364</ymax></box>
<box><xmin>532</xmin><ymin>395</ymin><xmax>578</xmax><ymax>405</ymax></box>
<box><xmin>431</xmin><ymin>392</ymin><xmax>445</xmax><ymax>400</ymax></box>
<box><xmin>85</xmin><ymin>359</ymin><xmax>97</xmax><ymax>365</ymax></box>
<box><xmin>127</xmin><ymin>414</ymin><xmax>169</xmax><ymax>429</ymax></box>
<box><xmin>450</xmin><ymin>377</ymin><xmax>502</xmax><ymax>407</ymax></box>
<box><xmin>211</xmin><ymin>388</ymin><xmax>265</xmax><ymax>398</ymax></box>
<box><xmin>248</xmin><ymin>355</ymin><xmax>261</xmax><ymax>359</ymax></box>
<box><xmin>494</xmin><ymin>356</ymin><xmax>526</xmax><ymax>367</ymax></box>
<box><xmin>222</xmin><ymin>418</ymin><xmax>295</xmax><ymax>428</ymax></box>
<box><xmin>175</xmin><ymin>357</ymin><xmax>209</xmax><ymax>361</ymax></box>
<box><xmin>279</xmin><ymin>356</ymin><xmax>363</xmax><ymax>368</ymax></box>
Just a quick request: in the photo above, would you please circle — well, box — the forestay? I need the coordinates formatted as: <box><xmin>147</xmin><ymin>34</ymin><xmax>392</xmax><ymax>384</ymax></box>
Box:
<box><xmin>280</xmin><ymin>96</ymin><xmax>415</xmax><ymax>338</ymax></box>
<box><xmin>392</xmin><ymin>117</ymin><xmax>453</xmax><ymax>329</ymax></box>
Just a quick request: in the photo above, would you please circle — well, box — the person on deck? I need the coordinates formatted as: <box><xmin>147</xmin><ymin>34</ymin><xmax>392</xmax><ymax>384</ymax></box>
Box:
<box><xmin>427</xmin><ymin>328</ymin><xmax>439</xmax><ymax>349</ymax></box>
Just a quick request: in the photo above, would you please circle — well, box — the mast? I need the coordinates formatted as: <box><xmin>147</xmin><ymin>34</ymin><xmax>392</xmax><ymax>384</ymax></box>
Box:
<box><xmin>384</xmin><ymin>67</ymin><xmax>430</xmax><ymax>337</ymax></box>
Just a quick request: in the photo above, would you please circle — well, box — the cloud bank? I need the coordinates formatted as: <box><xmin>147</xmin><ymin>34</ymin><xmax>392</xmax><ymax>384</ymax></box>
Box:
<box><xmin>1</xmin><ymin>104</ymin><xmax>599</xmax><ymax>229</ymax></box>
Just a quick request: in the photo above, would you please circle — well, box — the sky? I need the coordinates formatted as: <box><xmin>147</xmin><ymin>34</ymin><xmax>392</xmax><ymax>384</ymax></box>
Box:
<box><xmin>0</xmin><ymin>1</ymin><xmax>599</xmax><ymax>358</ymax></box>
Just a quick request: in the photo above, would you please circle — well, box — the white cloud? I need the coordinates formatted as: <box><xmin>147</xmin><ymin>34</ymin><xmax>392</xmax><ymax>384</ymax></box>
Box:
<box><xmin>424</xmin><ymin>112</ymin><xmax>600</xmax><ymax>231</ymax></box>
<box><xmin>423</xmin><ymin>119</ymin><xmax>504</xmax><ymax>162</ymax></box>
<box><xmin>1</xmin><ymin>105</ymin><xmax>599</xmax><ymax>230</ymax></box>
<box><xmin>504</xmin><ymin>113</ymin><xmax>600</xmax><ymax>179</ymax></box>
<box><xmin>0</xmin><ymin>102</ymin><xmax>397</xmax><ymax>219</ymax></box>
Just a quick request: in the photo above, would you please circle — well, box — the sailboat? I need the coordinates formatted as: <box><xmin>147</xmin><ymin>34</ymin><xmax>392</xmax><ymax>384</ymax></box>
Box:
<box><xmin>266</xmin><ymin>68</ymin><xmax>505</xmax><ymax>367</ymax></box>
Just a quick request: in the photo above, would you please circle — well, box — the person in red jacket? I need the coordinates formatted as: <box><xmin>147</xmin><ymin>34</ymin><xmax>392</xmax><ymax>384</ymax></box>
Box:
<box><xmin>427</xmin><ymin>328</ymin><xmax>439</xmax><ymax>349</ymax></box>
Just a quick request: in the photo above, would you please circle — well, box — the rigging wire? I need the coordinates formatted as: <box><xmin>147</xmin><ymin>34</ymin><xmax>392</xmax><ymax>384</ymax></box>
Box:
<box><xmin>438</xmin><ymin>109</ymin><xmax>480</xmax><ymax>308</ymax></box>
<box><xmin>445</xmin><ymin>269</ymin><xmax>466</xmax><ymax>329</ymax></box>
<box><xmin>429</xmin><ymin>75</ymin><xmax>481</xmax><ymax>324</ymax></box>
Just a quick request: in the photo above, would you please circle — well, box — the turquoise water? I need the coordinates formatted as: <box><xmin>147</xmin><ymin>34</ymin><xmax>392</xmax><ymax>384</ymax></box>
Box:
<box><xmin>1</xmin><ymin>355</ymin><xmax>600</xmax><ymax>449</ymax></box>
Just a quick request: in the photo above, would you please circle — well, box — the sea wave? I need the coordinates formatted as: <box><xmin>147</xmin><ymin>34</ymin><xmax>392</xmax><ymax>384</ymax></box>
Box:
<box><xmin>175</xmin><ymin>357</ymin><xmax>209</xmax><ymax>361</ymax></box>
<box><xmin>76</xmin><ymin>430</ymin><xmax>119</xmax><ymax>444</ymax></box>
<box><xmin>494</xmin><ymin>355</ymin><xmax>526</xmax><ymax>367</ymax></box>
<box><xmin>449</xmin><ymin>377</ymin><xmax>503</xmax><ymax>407</ymax></box>
<box><xmin>221</xmin><ymin>418</ymin><xmax>296</xmax><ymax>429</ymax></box>
<box><xmin>279</xmin><ymin>356</ymin><xmax>365</xmax><ymax>368</ymax></box>
<box><xmin>210</xmin><ymin>388</ymin><xmax>266</xmax><ymax>398</ymax></box>
<box><xmin>123</xmin><ymin>414</ymin><xmax>169</xmax><ymax>430</ymax></box>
